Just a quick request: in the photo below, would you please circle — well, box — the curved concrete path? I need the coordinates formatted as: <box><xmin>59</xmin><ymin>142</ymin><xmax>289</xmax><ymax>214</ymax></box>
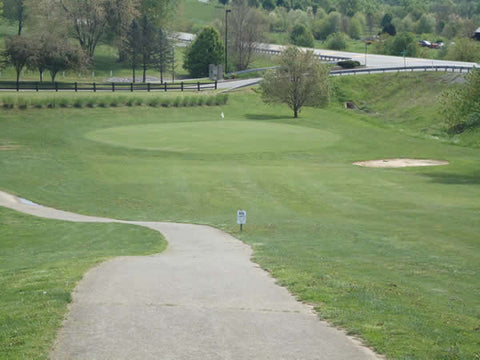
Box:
<box><xmin>0</xmin><ymin>191</ymin><xmax>382</xmax><ymax>360</ymax></box>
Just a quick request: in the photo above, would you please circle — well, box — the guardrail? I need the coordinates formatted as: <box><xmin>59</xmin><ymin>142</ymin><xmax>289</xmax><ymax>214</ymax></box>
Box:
<box><xmin>254</xmin><ymin>47</ymin><xmax>351</xmax><ymax>63</ymax></box>
<box><xmin>0</xmin><ymin>80</ymin><xmax>218</xmax><ymax>92</ymax></box>
<box><xmin>331</xmin><ymin>65</ymin><xmax>476</xmax><ymax>76</ymax></box>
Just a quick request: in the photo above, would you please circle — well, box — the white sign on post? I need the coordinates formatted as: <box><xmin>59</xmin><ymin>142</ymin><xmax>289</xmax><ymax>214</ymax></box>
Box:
<box><xmin>237</xmin><ymin>210</ymin><xmax>247</xmax><ymax>225</ymax></box>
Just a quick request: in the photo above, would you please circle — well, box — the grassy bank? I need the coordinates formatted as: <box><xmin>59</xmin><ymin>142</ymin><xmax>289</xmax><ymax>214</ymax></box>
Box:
<box><xmin>0</xmin><ymin>75</ymin><xmax>479</xmax><ymax>359</ymax></box>
<box><xmin>0</xmin><ymin>208</ymin><xmax>165</xmax><ymax>359</ymax></box>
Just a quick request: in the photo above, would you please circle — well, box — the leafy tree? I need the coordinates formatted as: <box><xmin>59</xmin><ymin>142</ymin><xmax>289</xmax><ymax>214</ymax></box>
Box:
<box><xmin>183</xmin><ymin>26</ymin><xmax>224</xmax><ymax>78</ymax></box>
<box><xmin>60</xmin><ymin>0</ymin><xmax>109</xmax><ymax>59</ymax></box>
<box><xmin>440</xmin><ymin>68</ymin><xmax>480</xmax><ymax>132</ymax></box>
<box><xmin>44</xmin><ymin>40</ymin><xmax>86</xmax><ymax>82</ymax></box>
<box><xmin>338</xmin><ymin>0</ymin><xmax>359</xmax><ymax>17</ymax></box>
<box><xmin>446</xmin><ymin>38</ymin><xmax>480</xmax><ymax>63</ymax></box>
<box><xmin>262</xmin><ymin>0</ymin><xmax>275</xmax><ymax>11</ymax></box>
<box><xmin>3</xmin><ymin>0</ymin><xmax>26</xmax><ymax>35</ymax></box>
<box><xmin>386</xmin><ymin>32</ymin><xmax>417</xmax><ymax>57</ymax></box>
<box><xmin>325</xmin><ymin>32</ymin><xmax>348</xmax><ymax>50</ymax></box>
<box><xmin>260</xmin><ymin>46</ymin><xmax>331</xmax><ymax>118</ymax></box>
<box><xmin>228</xmin><ymin>0</ymin><xmax>267</xmax><ymax>70</ymax></box>
<box><xmin>3</xmin><ymin>35</ymin><xmax>32</xmax><ymax>82</ymax></box>
<box><xmin>290</xmin><ymin>23</ymin><xmax>314</xmax><ymax>47</ymax></box>
<box><xmin>140</xmin><ymin>0</ymin><xmax>177</xmax><ymax>27</ymax></box>
<box><xmin>218</xmin><ymin>0</ymin><xmax>229</xmax><ymax>5</ymax></box>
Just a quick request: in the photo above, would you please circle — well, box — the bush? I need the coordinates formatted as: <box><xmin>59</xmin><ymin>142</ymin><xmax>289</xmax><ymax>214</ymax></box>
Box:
<box><xmin>173</xmin><ymin>97</ymin><xmax>181</xmax><ymax>107</ymax></box>
<box><xmin>290</xmin><ymin>24</ymin><xmax>314</xmax><ymax>48</ymax></box>
<box><xmin>2</xmin><ymin>97</ymin><xmax>15</xmax><ymax>109</ymax></box>
<box><xmin>337</xmin><ymin>60</ymin><xmax>361</xmax><ymax>69</ymax></box>
<box><xmin>17</xmin><ymin>97</ymin><xmax>30</xmax><ymax>110</ymax></box>
<box><xmin>161</xmin><ymin>98</ymin><xmax>172</xmax><ymax>107</ymax></box>
<box><xmin>326</xmin><ymin>32</ymin><xmax>348</xmax><ymax>50</ymax></box>
<box><xmin>148</xmin><ymin>97</ymin><xmax>160</xmax><ymax>107</ymax></box>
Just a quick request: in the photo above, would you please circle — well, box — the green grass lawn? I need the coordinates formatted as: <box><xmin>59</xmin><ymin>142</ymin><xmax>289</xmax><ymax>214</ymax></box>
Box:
<box><xmin>0</xmin><ymin>74</ymin><xmax>479</xmax><ymax>359</ymax></box>
<box><xmin>0</xmin><ymin>208</ymin><xmax>165</xmax><ymax>359</ymax></box>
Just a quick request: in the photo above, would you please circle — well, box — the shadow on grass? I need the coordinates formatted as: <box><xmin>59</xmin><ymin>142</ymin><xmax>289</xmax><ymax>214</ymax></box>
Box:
<box><xmin>245</xmin><ymin>114</ymin><xmax>290</xmax><ymax>121</ymax></box>
<box><xmin>421</xmin><ymin>171</ymin><xmax>480</xmax><ymax>185</ymax></box>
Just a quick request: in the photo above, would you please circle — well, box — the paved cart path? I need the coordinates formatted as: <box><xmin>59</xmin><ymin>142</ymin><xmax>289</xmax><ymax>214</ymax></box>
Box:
<box><xmin>0</xmin><ymin>191</ymin><xmax>382</xmax><ymax>360</ymax></box>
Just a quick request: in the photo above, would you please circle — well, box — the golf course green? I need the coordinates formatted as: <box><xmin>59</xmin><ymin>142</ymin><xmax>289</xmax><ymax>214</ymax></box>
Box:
<box><xmin>1</xmin><ymin>74</ymin><xmax>479</xmax><ymax>360</ymax></box>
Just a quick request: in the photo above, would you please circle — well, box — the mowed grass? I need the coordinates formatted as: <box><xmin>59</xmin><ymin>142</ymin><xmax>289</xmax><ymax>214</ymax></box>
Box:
<box><xmin>0</xmin><ymin>208</ymin><xmax>165</xmax><ymax>359</ymax></box>
<box><xmin>0</xmin><ymin>75</ymin><xmax>479</xmax><ymax>359</ymax></box>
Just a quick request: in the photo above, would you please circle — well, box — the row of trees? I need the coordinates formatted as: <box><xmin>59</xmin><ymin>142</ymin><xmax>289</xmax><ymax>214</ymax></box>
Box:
<box><xmin>215</xmin><ymin>0</ymin><xmax>479</xmax><ymax>62</ymax></box>
<box><xmin>1</xmin><ymin>0</ymin><xmax>177</xmax><ymax>82</ymax></box>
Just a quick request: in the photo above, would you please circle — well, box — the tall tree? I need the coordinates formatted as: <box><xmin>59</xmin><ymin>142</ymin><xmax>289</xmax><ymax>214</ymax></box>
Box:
<box><xmin>3</xmin><ymin>0</ymin><xmax>26</xmax><ymax>35</ymax></box>
<box><xmin>140</xmin><ymin>0</ymin><xmax>176</xmax><ymax>27</ymax></box>
<box><xmin>260</xmin><ymin>47</ymin><xmax>331</xmax><ymax>118</ymax></box>
<box><xmin>123</xmin><ymin>18</ymin><xmax>142</xmax><ymax>82</ymax></box>
<box><xmin>138</xmin><ymin>14</ymin><xmax>158</xmax><ymax>82</ymax></box>
<box><xmin>153</xmin><ymin>27</ymin><xmax>173</xmax><ymax>83</ymax></box>
<box><xmin>227</xmin><ymin>0</ymin><xmax>267</xmax><ymax>71</ymax></box>
<box><xmin>3</xmin><ymin>35</ymin><xmax>32</xmax><ymax>82</ymax></box>
<box><xmin>183</xmin><ymin>26</ymin><xmax>224</xmax><ymax>78</ymax></box>
<box><xmin>60</xmin><ymin>0</ymin><xmax>108</xmax><ymax>59</ymax></box>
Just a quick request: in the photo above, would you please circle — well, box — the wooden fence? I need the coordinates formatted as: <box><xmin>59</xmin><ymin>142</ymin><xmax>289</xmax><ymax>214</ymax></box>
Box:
<box><xmin>0</xmin><ymin>80</ymin><xmax>218</xmax><ymax>92</ymax></box>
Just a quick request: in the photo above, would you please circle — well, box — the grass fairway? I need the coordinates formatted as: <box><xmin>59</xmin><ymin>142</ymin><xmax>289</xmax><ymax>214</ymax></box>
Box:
<box><xmin>0</xmin><ymin>75</ymin><xmax>479</xmax><ymax>359</ymax></box>
<box><xmin>0</xmin><ymin>208</ymin><xmax>165</xmax><ymax>359</ymax></box>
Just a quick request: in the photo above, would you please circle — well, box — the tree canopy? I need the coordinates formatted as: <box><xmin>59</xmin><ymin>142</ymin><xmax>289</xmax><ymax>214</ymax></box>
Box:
<box><xmin>260</xmin><ymin>46</ymin><xmax>331</xmax><ymax>118</ymax></box>
<box><xmin>183</xmin><ymin>26</ymin><xmax>224</xmax><ymax>78</ymax></box>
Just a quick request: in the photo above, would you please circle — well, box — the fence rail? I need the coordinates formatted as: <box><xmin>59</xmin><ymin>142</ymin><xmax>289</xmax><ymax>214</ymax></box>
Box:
<box><xmin>0</xmin><ymin>80</ymin><xmax>218</xmax><ymax>92</ymax></box>
<box><xmin>331</xmin><ymin>65</ymin><xmax>476</xmax><ymax>76</ymax></box>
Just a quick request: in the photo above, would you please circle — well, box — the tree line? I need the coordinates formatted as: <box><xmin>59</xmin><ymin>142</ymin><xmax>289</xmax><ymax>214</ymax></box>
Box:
<box><xmin>1</xmin><ymin>0</ymin><xmax>176</xmax><ymax>82</ymax></box>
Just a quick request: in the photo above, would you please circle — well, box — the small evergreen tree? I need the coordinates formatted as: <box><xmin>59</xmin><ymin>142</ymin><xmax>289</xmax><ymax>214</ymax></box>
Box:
<box><xmin>183</xmin><ymin>26</ymin><xmax>224</xmax><ymax>78</ymax></box>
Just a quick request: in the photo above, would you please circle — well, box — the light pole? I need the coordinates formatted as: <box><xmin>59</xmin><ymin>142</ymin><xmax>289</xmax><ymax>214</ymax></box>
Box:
<box><xmin>364</xmin><ymin>41</ymin><xmax>371</xmax><ymax>67</ymax></box>
<box><xmin>225</xmin><ymin>9</ymin><xmax>231</xmax><ymax>76</ymax></box>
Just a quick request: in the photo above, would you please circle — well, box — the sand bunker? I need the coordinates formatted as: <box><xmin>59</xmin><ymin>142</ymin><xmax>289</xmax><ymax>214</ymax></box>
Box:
<box><xmin>353</xmin><ymin>158</ymin><xmax>449</xmax><ymax>168</ymax></box>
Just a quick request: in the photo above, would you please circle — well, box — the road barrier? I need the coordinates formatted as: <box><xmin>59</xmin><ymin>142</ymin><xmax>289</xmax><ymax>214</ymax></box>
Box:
<box><xmin>330</xmin><ymin>65</ymin><xmax>476</xmax><ymax>76</ymax></box>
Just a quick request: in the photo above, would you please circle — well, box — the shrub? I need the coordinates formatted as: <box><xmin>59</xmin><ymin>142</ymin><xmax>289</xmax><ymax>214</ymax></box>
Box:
<box><xmin>73</xmin><ymin>98</ymin><xmax>85</xmax><ymax>108</ymax></box>
<box><xmin>2</xmin><ymin>97</ymin><xmax>15</xmax><ymax>109</ymax></box>
<box><xmin>86</xmin><ymin>98</ymin><xmax>96</xmax><ymax>108</ymax></box>
<box><xmin>161</xmin><ymin>98</ymin><xmax>172</xmax><ymax>107</ymax></box>
<box><xmin>205</xmin><ymin>95</ymin><xmax>216</xmax><ymax>106</ymax></box>
<box><xmin>58</xmin><ymin>98</ymin><xmax>69</xmax><ymax>108</ymax></box>
<box><xmin>337</xmin><ymin>60</ymin><xmax>361</xmax><ymax>69</ymax></box>
<box><xmin>290</xmin><ymin>24</ymin><xmax>314</xmax><ymax>48</ymax></box>
<box><xmin>17</xmin><ymin>97</ymin><xmax>30</xmax><ymax>109</ymax></box>
<box><xmin>148</xmin><ymin>97</ymin><xmax>161</xmax><ymax>107</ymax></box>
<box><xmin>173</xmin><ymin>97</ymin><xmax>182</xmax><ymax>107</ymax></box>
<box><xmin>46</xmin><ymin>98</ymin><xmax>57</xmax><ymax>109</ymax></box>
<box><xmin>326</xmin><ymin>32</ymin><xmax>348</xmax><ymax>50</ymax></box>
<box><xmin>110</xmin><ymin>98</ymin><xmax>119</xmax><ymax>107</ymax></box>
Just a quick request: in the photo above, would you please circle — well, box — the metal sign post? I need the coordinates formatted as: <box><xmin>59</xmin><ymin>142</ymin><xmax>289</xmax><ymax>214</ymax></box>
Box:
<box><xmin>237</xmin><ymin>210</ymin><xmax>247</xmax><ymax>232</ymax></box>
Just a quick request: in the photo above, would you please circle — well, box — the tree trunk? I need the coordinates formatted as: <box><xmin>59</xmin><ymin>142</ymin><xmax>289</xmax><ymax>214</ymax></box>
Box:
<box><xmin>143</xmin><ymin>64</ymin><xmax>146</xmax><ymax>83</ymax></box>
<box><xmin>294</xmin><ymin>107</ymin><xmax>298</xmax><ymax>118</ymax></box>
<box><xmin>132</xmin><ymin>66</ymin><xmax>136</xmax><ymax>83</ymax></box>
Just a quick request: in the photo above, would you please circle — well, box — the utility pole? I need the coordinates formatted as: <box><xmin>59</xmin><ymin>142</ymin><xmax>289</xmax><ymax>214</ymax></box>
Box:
<box><xmin>225</xmin><ymin>9</ymin><xmax>231</xmax><ymax>76</ymax></box>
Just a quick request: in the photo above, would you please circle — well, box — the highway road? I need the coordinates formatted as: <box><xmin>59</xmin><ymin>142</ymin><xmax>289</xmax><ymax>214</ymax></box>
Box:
<box><xmin>177</xmin><ymin>32</ymin><xmax>479</xmax><ymax>69</ymax></box>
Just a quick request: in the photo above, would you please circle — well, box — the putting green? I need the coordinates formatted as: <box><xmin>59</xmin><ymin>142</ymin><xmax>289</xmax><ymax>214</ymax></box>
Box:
<box><xmin>86</xmin><ymin>120</ymin><xmax>340</xmax><ymax>154</ymax></box>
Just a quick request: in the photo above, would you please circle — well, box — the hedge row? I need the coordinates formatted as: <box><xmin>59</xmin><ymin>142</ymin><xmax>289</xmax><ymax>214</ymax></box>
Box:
<box><xmin>0</xmin><ymin>94</ymin><xmax>229</xmax><ymax>110</ymax></box>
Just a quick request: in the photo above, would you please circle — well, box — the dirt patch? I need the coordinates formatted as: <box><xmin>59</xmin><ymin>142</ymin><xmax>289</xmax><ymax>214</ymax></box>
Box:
<box><xmin>353</xmin><ymin>158</ymin><xmax>449</xmax><ymax>168</ymax></box>
<box><xmin>0</xmin><ymin>145</ymin><xmax>20</xmax><ymax>151</ymax></box>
